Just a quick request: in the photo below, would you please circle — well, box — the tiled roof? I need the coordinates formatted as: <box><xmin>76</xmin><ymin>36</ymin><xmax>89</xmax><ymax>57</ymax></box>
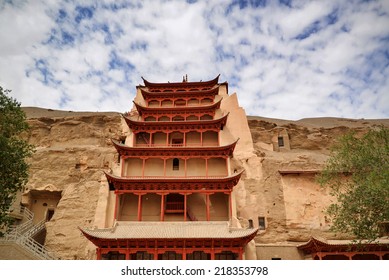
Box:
<box><xmin>297</xmin><ymin>236</ymin><xmax>389</xmax><ymax>253</ymax></box>
<box><xmin>81</xmin><ymin>221</ymin><xmax>258</xmax><ymax>240</ymax></box>
<box><xmin>298</xmin><ymin>236</ymin><xmax>389</xmax><ymax>247</ymax></box>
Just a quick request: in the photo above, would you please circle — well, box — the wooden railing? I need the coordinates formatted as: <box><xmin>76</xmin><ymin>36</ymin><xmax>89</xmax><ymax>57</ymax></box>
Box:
<box><xmin>165</xmin><ymin>202</ymin><xmax>184</xmax><ymax>213</ymax></box>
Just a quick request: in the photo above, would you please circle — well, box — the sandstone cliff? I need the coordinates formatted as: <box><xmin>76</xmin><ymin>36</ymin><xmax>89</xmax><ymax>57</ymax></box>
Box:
<box><xmin>21</xmin><ymin>107</ymin><xmax>389</xmax><ymax>259</ymax></box>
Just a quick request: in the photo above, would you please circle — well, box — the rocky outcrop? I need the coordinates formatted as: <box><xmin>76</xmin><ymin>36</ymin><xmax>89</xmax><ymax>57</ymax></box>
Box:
<box><xmin>22</xmin><ymin>108</ymin><xmax>124</xmax><ymax>259</ymax></box>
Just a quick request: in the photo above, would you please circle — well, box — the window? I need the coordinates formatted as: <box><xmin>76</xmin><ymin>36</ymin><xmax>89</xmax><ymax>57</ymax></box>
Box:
<box><xmin>258</xmin><ymin>217</ymin><xmax>266</xmax><ymax>230</ymax></box>
<box><xmin>173</xmin><ymin>158</ymin><xmax>179</xmax><ymax>170</ymax></box>
<box><xmin>172</xmin><ymin>139</ymin><xmax>183</xmax><ymax>146</ymax></box>
<box><xmin>131</xmin><ymin>251</ymin><xmax>153</xmax><ymax>260</ymax></box>
<box><xmin>278</xmin><ymin>136</ymin><xmax>284</xmax><ymax>147</ymax></box>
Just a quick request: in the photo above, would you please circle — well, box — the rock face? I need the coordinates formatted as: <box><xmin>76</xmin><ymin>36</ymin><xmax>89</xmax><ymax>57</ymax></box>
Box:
<box><xmin>22</xmin><ymin>108</ymin><xmax>124</xmax><ymax>259</ymax></box>
<box><xmin>21</xmin><ymin>107</ymin><xmax>389</xmax><ymax>259</ymax></box>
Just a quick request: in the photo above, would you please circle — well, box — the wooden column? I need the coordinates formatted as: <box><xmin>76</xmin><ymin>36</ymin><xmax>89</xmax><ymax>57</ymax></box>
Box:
<box><xmin>210</xmin><ymin>247</ymin><xmax>215</xmax><ymax>260</ymax></box>
<box><xmin>149</xmin><ymin>132</ymin><xmax>152</xmax><ymax>146</ymax></box>
<box><xmin>163</xmin><ymin>158</ymin><xmax>167</xmax><ymax>176</ymax></box>
<box><xmin>137</xmin><ymin>194</ymin><xmax>143</xmax><ymax>221</ymax></box>
<box><xmin>205</xmin><ymin>158</ymin><xmax>208</xmax><ymax>177</ymax></box>
<box><xmin>184</xmin><ymin>193</ymin><xmax>187</xmax><ymax>221</ymax></box>
<box><xmin>142</xmin><ymin>158</ymin><xmax>145</xmax><ymax>177</ymax></box>
<box><xmin>182</xmin><ymin>248</ymin><xmax>187</xmax><ymax>260</ymax></box>
<box><xmin>96</xmin><ymin>248</ymin><xmax>102</xmax><ymax>260</ymax></box>
<box><xmin>206</xmin><ymin>193</ymin><xmax>210</xmax><ymax>221</ymax></box>
<box><xmin>229</xmin><ymin>192</ymin><xmax>233</xmax><ymax>219</ymax></box>
<box><xmin>114</xmin><ymin>192</ymin><xmax>119</xmax><ymax>220</ymax></box>
<box><xmin>120</xmin><ymin>156</ymin><xmax>125</xmax><ymax>176</ymax></box>
<box><xmin>238</xmin><ymin>247</ymin><xmax>243</xmax><ymax>260</ymax></box>
<box><xmin>160</xmin><ymin>194</ymin><xmax>165</xmax><ymax>221</ymax></box>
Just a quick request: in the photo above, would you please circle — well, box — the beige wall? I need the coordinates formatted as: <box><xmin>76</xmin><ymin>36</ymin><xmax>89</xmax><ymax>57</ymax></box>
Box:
<box><xmin>141</xmin><ymin>193</ymin><xmax>161</xmax><ymax>221</ymax></box>
<box><xmin>209</xmin><ymin>193</ymin><xmax>229</xmax><ymax>221</ymax></box>
<box><xmin>256</xmin><ymin>245</ymin><xmax>305</xmax><ymax>260</ymax></box>
<box><xmin>125</xmin><ymin>158</ymin><xmax>142</xmax><ymax>176</ymax></box>
<box><xmin>119</xmin><ymin>194</ymin><xmax>138</xmax><ymax>221</ymax></box>
<box><xmin>281</xmin><ymin>173</ymin><xmax>332</xmax><ymax>230</ymax></box>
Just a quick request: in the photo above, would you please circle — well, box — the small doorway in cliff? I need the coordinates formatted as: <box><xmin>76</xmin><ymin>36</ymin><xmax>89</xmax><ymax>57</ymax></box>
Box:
<box><xmin>22</xmin><ymin>189</ymin><xmax>62</xmax><ymax>224</ymax></box>
<box><xmin>21</xmin><ymin>188</ymin><xmax>62</xmax><ymax>245</ymax></box>
<box><xmin>46</xmin><ymin>209</ymin><xmax>55</xmax><ymax>221</ymax></box>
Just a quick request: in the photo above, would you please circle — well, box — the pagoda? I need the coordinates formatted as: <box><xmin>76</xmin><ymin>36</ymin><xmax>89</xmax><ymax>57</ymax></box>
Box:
<box><xmin>80</xmin><ymin>75</ymin><xmax>258</xmax><ymax>260</ymax></box>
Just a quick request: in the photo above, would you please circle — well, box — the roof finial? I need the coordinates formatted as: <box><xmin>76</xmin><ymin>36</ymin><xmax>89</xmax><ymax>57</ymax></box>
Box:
<box><xmin>182</xmin><ymin>74</ymin><xmax>188</xmax><ymax>82</ymax></box>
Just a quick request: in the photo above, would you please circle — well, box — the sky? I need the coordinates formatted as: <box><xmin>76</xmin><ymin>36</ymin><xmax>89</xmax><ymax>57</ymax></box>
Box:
<box><xmin>0</xmin><ymin>0</ymin><xmax>388</xmax><ymax>120</ymax></box>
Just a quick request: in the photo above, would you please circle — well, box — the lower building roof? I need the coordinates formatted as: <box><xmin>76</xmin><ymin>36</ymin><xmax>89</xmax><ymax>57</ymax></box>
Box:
<box><xmin>80</xmin><ymin>221</ymin><xmax>258</xmax><ymax>240</ymax></box>
<box><xmin>297</xmin><ymin>236</ymin><xmax>389</xmax><ymax>253</ymax></box>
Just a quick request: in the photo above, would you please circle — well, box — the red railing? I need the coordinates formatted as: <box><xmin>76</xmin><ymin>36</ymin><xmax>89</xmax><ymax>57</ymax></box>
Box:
<box><xmin>134</xmin><ymin>142</ymin><xmax>219</xmax><ymax>148</ymax></box>
<box><xmin>122</xmin><ymin>175</ymin><xmax>228</xmax><ymax>179</ymax></box>
<box><xmin>165</xmin><ymin>202</ymin><xmax>184</xmax><ymax>213</ymax></box>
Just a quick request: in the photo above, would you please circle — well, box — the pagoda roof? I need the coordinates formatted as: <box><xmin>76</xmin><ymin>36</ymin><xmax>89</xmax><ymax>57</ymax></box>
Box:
<box><xmin>139</xmin><ymin>85</ymin><xmax>220</xmax><ymax>99</ymax></box>
<box><xmin>80</xmin><ymin>221</ymin><xmax>258</xmax><ymax>244</ymax></box>
<box><xmin>104</xmin><ymin>170</ymin><xmax>244</xmax><ymax>193</ymax></box>
<box><xmin>133</xmin><ymin>98</ymin><xmax>222</xmax><ymax>116</ymax></box>
<box><xmin>297</xmin><ymin>236</ymin><xmax>389</xmax><ymax>254</ymax></box>
<box><xmin>112</xmin><ymin>138</ymin><xmax>238</xmax><ymax>158</ymax></box>
<box><xmin>124</xmin><ymin>113</ymin><xmax>229</xmax><ymax>132</ymax></box>
<box><xmin>141</xmin><ymin>75</ymin><xmax>220</xmax><ymax>89</ymax></box>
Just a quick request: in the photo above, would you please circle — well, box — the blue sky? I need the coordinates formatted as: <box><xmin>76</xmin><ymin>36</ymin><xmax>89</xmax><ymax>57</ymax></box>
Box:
<box><xmin>0</xmin><ymin>0</ymin><xmax>388</xmax><ymax>120</ymax></box>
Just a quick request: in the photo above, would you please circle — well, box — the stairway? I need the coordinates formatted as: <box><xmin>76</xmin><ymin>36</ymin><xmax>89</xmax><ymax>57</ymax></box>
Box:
<box><xmin>0</xmin><ymin>206</ymin><xmax>56</xmax><ymax>260</ymax></box>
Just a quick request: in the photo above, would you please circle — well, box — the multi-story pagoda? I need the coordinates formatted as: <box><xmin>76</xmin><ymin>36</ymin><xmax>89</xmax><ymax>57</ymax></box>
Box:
<box><xmin>80</xmin><ymin>75</ymin><xmax>258</xmax><ymax>260</ymax></box>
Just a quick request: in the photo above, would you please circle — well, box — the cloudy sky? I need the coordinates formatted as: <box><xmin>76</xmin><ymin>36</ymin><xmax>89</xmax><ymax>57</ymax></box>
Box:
<box><xmin>1</xmin><ymin>0</ymin><xmax>388</xmax><ymax>120</ymax></box>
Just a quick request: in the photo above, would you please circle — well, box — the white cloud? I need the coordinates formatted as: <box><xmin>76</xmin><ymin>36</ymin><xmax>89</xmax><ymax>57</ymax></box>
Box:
<box><xmin>0</xmin><ymin>0</ymin><xmax>388</xmax><ymax>120</ymax></box>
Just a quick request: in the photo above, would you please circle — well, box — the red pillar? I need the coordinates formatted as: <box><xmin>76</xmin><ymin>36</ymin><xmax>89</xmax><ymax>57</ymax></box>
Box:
<box><xmin>160</xmin><ymin>194</ymin><xmax>165</xmax><ymax>221</ymax></box>
<box><xmin>229</xmin><ymin>192</ymin><xmax>232</xmax><ymax>219</ymax></box>
<box><xmin>121</xmin><ymin>156</ymin><xmax>125</xmax><ymax>176</ymax></box>
<box><xmin>206</xmin><ymin>193</ymin><xmax>210</xmax><ymax>221</ymax></box>
<box><xmin>96</xmin><ymin>248</ymin><xmax>102</xmax><ymax>260</ymax></box>
<box><xmin>184</xmin><ymin>194</ymin><xmax>187</xmax><ymax>221</ymax></box>
<box><xmin>238</xmin><ymin>248</ymin><xmax>243</xmax><ymax>260</ymax></box>
<box><xmin>114</xmin><ymin>192</ymin><xmax>119</xmax><ymax>221</ymax></box>
<box><xmin>205</xmin><ymin>158</ymin><xmax>208</xmax><ymax>177</ymax></box>
<box><xmin>137</xmin><ymin>194</ymin><xmax>143</xmax><ymax>221</ymax></box>
<box><xmin>143</xmin><ymin>158</ymin><xmax>147</xmax><ymax>177</ymax></box>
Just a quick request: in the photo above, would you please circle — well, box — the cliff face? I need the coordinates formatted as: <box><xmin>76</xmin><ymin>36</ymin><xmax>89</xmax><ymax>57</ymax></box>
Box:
<box><xmin>246</xmin><ymin>116</ymin><xmax>389</xmax><ymax>243</ymax></box>
<box><xmin>22</xmin><ymin>108</ymin><xmax>124</xmax><ymax>259</ymax></box>
<box><xmin>21</xmin><ymin>107</ymin><xmax>389</xmax><ymax>259</ymax></box>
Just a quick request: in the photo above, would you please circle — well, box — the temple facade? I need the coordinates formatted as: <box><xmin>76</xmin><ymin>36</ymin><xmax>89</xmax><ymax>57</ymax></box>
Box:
<box><xmin>80</xmin><ymin>75</ymin><xmax>258</xmax><ymax>260</ymax></box>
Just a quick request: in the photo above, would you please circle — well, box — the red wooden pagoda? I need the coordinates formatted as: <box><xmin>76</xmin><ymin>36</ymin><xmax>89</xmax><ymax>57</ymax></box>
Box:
<box><xmin>80</xmin><ymin>75</ymin><xmax>258</xmax><ymax>260</ymax></box>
